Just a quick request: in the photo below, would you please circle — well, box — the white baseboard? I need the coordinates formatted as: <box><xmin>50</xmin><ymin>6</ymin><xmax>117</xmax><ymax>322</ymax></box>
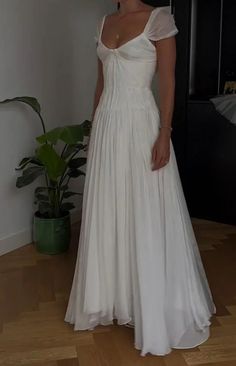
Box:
<box><xmin>0</xmin><ymin>207</ymin><xmax>82</xmax><ymax>257</ymax></box>
<box><xmin>0</xmin><ymin>227</ymin><xmax>33</xmax><ymax>257</ymax></box>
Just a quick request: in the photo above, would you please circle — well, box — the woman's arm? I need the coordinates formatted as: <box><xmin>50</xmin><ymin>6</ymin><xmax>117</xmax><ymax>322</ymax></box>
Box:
<box><xmin>156</xmin><ymin>35</ymin><xmax>176</xmax><ymax>132</ymax></box>
<box><xmin>86</xmin><ymin>57</ymin><xmax>104</xmax><ymax>151</ymax></box>
<box><xmin>151</xmin><ymin>36</ymin><xmax>177</xmax><ymax>171</ymax></box>
<box><xmin>91</xmin><ymin>57</ymin><xmax>104</xmax><ymax>121</ymax></box>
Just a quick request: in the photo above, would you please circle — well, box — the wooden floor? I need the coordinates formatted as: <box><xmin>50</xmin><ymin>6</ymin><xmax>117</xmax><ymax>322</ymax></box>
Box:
<box><xmin>0</xmin><ymin>218</ymin><xmax>236</xmax><ymax>366</ymax></box>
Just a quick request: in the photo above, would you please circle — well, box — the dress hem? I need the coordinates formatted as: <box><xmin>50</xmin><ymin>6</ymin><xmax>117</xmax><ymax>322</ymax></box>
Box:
<box><xmin>64</xmin><ymin>312</ymin><xmax>214</xmax><ymax>357</ymax></box>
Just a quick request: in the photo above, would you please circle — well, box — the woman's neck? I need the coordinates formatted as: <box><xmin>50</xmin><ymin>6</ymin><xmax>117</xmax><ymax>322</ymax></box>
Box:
<box><xmin>118</xmin><ymin>0</ymin><xmax>144</xmax><ymax>16</ymax></box>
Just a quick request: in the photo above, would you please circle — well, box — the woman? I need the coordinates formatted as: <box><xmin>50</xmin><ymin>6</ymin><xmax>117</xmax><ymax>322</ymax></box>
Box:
<box><xmin>64</xmin><ymin>0</ymin><xmax>216</xmax><ymax>357</ymax></box>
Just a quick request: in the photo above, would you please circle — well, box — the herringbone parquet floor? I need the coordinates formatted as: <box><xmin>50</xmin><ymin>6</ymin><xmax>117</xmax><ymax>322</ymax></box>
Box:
<box><xmin>0</xmin><ymin>218</ymin><xmax>236</xmax><ymax>366</ymax></box>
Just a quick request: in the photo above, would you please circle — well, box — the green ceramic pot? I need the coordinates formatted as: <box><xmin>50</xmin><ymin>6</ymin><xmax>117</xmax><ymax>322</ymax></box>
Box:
<box><xmin>33</xmin><ymin>211</ymin><xmax>71</xmax><ymax>254</ymax></box>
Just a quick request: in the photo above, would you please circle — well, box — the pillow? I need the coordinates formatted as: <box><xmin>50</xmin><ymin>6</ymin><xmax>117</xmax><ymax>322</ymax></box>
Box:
<box><xmin>210</xmin><ymin>94</ymin><xmax>236</xmax><ymax>125</ymax></box>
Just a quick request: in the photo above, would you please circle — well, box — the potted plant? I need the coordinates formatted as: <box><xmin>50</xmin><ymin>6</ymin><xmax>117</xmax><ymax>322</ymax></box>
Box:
<box><xmin>0</xmin><ymin>96</ymin><xmax>91</xmax><ymax>254</ymax></box>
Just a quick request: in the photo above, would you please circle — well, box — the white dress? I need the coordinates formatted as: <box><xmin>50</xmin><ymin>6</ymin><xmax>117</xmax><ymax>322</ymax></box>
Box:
<box><xmin>64</xmin><ymin>6</ymin><xmax>216</xmax><ymax>357</ymax></box>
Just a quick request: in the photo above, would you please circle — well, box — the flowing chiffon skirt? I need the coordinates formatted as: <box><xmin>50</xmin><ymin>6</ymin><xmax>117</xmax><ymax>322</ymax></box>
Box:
<box><xmin>64</xmin><ymin>96</ymin><xmax>216</xmax><ymax>356</ymax></box>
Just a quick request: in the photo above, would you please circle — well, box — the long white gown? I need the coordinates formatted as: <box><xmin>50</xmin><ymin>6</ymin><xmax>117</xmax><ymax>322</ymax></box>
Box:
<box><xmin>64</xmin><ymin>6</ymin><xmax>216</xmax><ymax>357</ymax></box>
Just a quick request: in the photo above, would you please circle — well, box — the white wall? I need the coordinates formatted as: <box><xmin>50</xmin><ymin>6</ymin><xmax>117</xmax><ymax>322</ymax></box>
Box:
<box><xmin>0</xmin><ymin>0</ymin><xmax>115</xmax><ymax>255</ymax></box>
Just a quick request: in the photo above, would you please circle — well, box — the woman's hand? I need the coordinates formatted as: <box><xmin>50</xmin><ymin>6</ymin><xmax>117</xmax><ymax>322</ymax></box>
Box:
<box><xmin>151</xmin><ymin>129</ymin><xmax>171</xmax><ymax>171</ymax></box>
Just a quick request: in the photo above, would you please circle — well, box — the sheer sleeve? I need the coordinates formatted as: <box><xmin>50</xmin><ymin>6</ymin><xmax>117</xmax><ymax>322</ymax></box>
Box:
<box><xmin>94</xmin><ymin>16</ymin><xmax>104</xmax><ymax>43</ymax></box>
<box><xmin>146</xmin><ymin>7</ymin><xmax>178</xmax><ymax>42</ymax></box>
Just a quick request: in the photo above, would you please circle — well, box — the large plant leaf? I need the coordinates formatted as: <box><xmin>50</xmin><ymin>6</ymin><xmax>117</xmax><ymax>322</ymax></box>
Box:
<box><xmin>38</xmin><ymin>202</ymin><xmax>53</xmax><ymax>216</ymax></box>
<box><xmin>36</xmin><ymin>127</ymin><xmax>63</xmax><ymax>145</ymax></box>
<box><xmin>67</xmin><ymin>169</ymin><xmax>85</xmax><ymax>178</ymax></box>
<box><xmin>35</xmin><ymin>192</ymin><xmax>49</xmax><ymax>201</ymax></box>
<box><xmin>36</xmin><ymin>124</ymin><xmax>86</xmax><ymax>145</ymax></box>
<box><xmin>63</xmin><ymin>191</ymin><xmax>81</xmax><ymax>198</ymax></box>
<box><xmin>61</xmin><ymin>202</ymin><xmax>75</xmax><ymax>212</ymax></box>
<box><xmin>68</xmin><ymin>157</ymin><xmax>87</xmax><ymax>169</ymax></box>
<box><xmin>60</xmin><ymin>125</ymin><xmax>85</xmax><ymax>144</ymax></box>
<box><xmin>16</xmin><ymin>157</ymin><xmax>43</xmax><ymax>170</ymax></box>
<box><xmin>62</xmin><ymin>144</ymin><xmax>77</xmax><ymax>159</ymax></box>
<box><xmin>35</xmin><ymin>144</ymin><xmax>66</xmax><ymax>182</ymax></box>
<box><xmin>0</xmin><ymin>96</ymin><xmax>46</xmax><ymax>133</ymax></box>
<box><xmin>0</xmin><ymin>96</ymin><xmax>41</xmax><ymax>114</ymax></box>
<box><xmin>16</xmin><ymin>166</ymin><xmax>45</xmax><ymax>188</ymax></box>
<box><xmin>62</xmin><ymin>143</ymin><xmax>85</xmax><ymax>159</ymax></box>
<box><xmin>60</xmin><ymin>184</ymin><xmax>69</xmax><ymax>191</ymax></box>
<box><xmin>80</xmin><ymin>119</ymin><xmax>92</xmax><ymax>136</ymax></box>
<box><xmin>34</xmin><ymin>186</ymin><xmax>55</xmax><ymax>198</ymax></box>
<box><xmin>35</xmin><ymin>186</ymin><xmax>49</xmax><ymax>194</ymax></box>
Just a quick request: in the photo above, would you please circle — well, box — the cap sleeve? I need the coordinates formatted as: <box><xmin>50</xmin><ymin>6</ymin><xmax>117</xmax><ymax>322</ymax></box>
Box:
<box><xmin>94</xmin><ymin>15</ymin><xmax>105</xmax><ymax>43</ymax></box>
<box><xmin>146</xmin><ymin>7</ymin><xmax>178</xmax><ymax>42</ymax></box>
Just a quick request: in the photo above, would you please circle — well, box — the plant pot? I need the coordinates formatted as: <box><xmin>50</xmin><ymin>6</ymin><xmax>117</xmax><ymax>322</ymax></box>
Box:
<box><xmin>33</xmin><ymin>211</ymin><xmax>71</xmax><ymax>254</ymax></box>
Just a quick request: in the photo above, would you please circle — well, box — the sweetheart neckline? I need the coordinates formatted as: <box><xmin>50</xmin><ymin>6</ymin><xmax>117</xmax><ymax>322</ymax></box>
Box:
<box><xmin>99</xmin><ymin>32</ymin><xmax>156</xmax><ymax>51</ymax></box>
<box><xmin>99</xmin><ymin>7</ymin><xmax>158</xmax><ymax>51</ymax></box>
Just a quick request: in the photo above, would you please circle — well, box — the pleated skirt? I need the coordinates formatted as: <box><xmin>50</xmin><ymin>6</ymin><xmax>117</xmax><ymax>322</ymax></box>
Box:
<box><xmin>64</xmin><ymin>94</ymin><xmax>216</xmax><ymax>356</ymax></box>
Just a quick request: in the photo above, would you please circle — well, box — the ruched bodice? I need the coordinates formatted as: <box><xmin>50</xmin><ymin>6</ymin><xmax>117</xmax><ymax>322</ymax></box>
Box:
<box><xmin>95</xmin><ymin>7</ymin><xmax>178</xmax><ymax>109</ymax></box>
<box><xmin>98</xmin><ymin>45</ymin><xmax>156</xmax><ymax>91</ymax></box>
<box><xmin>97</xmin><ymin>36</ymin><xmax>157</xmax><ymax>110</ymax></box>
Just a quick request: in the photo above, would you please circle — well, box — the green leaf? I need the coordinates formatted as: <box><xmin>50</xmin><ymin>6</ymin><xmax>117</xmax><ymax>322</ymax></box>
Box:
<box><xmin>34</xmin><ymin>186</ymin><xmax>55</xmax><ymax>195</ymax></box>
<box><xmin>60</xmin><ymin>184</ymin><xmax>69</xmax><ymax>191</ymax></box>
<box><xmin>16</xmin><ymin>157</ymin><xmax>43</xmax><ymax>170</ymax></box>
<box><xmin>62</xmin><ymin>144</ymin><xmax>77</xmax><ymax>159</ymax></box>
<box><xmin>59</xmin><ymin>124</ymin><xmax>87</xmax><ymax>144</ymax></box>
<box><xmin>61</xmin><ymin>202</ymin><xmax>75</xmax><ymax>212</ymax></box>
<box><xmin>63</xmin><ymin>191</ymin><xmax>80</xmax><ymax>198</ymax></box>
<box><xmin>63</xmin><ymin>143</ymin><xmax>87</xmax><ymax>159</ymax></box>
<box><xmin>35</xmin><ymin>193</ymin><xmax>49</xmax><ymax>202</ymax></box>
<box><xmin>36</xmin><ymin>127</ymin><xmax>63</xmax><ymax>145</ymax></box>
<box><xmin>68</xmin><ymin>157</ymin><xmax>87</xmax><ymax>169</ymax></box>
<box><xmin>16</xmin><ymin>166</ymin><xmax>45</xmax><ymax>188</ymax></box>
<box><xmin>0</xmin><ymin>96</ymin><xmax>41</xmax><ymax>114</ymax></box>
<box><xmin>35</xmin><ymin>187</ymin><xmax>48</xmax><ymax>194</ymax></box>
<box><xmin>62</xmin><ymin>143</ymin><xmax>84</xmax><ymax>159</ymax></box>
<box><xmin>18</xmin><ymin>157</ymin><xmax>32</xmax><ymax>166</ymax></box>
<box><xmin>36</xmin><ymin>124</ymin><xmax>86</xmax><ymax>145</ymax></box>
<box><xmin>67</xmin><ymin>169</ymin><xmax>85</xmax><ymax>178</ymax></box>
<box><xmin>0</xmin><ymin>96</ymin><xmax>46</xmax><ymax>133</ymax></box>
<box><xmin>80</xmin><ymin>119</ymin><xmax>92</xmax><ymax>136</ymax></box>
<box><xmin>38</xmin><ymin>202</ymin><xmax>53</xmax><ymax>215</ymax></box>
<box><xmin>35</xmin><ymin>144</ymin><xmax>66</xmax><ymax>182</ymax></box>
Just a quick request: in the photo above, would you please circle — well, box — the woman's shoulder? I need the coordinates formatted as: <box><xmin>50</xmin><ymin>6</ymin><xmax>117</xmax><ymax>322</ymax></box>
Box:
<box><xmin>145</xmin><ymin>6</ymin><xmax>179</xmax><ymax>42</ymax></box>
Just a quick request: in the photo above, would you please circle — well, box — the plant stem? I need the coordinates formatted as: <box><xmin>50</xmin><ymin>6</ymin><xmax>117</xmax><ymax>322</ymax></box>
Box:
<box><xmin>58</xmin><ymin>147</ymin><xmax>78</xmax><ymax>190</ymax></box>
<box><xmin>59</xmin><ymin>176</ymin><xmax>71</xmax><ymax>206</ymax></box>
<box><xmin>36</xmin><ymin>112</ymin><xmax>46</xmax><ymax>134</ymax></box>
<box><xmin>55</xmin><ymin>187</ymin><xmax>60</xmax><ymax>217</ymax></box>
<box><xmin>61</xmin><ymin>144</ymin><xmax>68</xmax><ymax>158</ymax></box>
<box><xmin>45</xmin><ymin>174</ymin><xmax>49</xmax><ymax>192</ymax></box>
